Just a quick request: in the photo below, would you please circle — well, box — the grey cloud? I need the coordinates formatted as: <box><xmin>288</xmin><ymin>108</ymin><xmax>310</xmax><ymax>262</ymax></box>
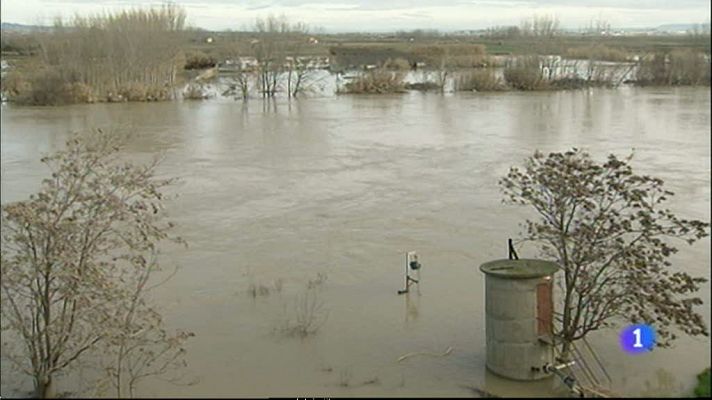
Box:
<box><xmin>18</xmin><ymin>0</ymin><xmax>710</xmax><ymax>31</ymax></box>
<box><xmin>39</xmin><ymin>0</ymin><xmax>710</xmax><ymax>12</ymax></box>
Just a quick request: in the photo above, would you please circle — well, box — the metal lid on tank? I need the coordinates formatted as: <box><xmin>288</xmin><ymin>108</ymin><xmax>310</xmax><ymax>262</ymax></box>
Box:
<box><xmin>479</xmin><ymin>259</ymin><xmax>559</xmax><ymax>279</ymax></box>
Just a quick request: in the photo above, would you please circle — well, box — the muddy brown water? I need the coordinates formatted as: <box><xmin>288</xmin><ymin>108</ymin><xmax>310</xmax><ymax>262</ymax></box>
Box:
<box><xmin>1</xmin><ymin>87</ymin><xmax>710</xmax><ymax>398</ymax></box>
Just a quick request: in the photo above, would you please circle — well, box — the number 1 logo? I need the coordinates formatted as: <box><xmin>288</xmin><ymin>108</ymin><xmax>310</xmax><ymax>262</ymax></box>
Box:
<box><xmin>620</xmin><ymin>324</ymin><xmax>655</xmax><ymax>354</ymax></box>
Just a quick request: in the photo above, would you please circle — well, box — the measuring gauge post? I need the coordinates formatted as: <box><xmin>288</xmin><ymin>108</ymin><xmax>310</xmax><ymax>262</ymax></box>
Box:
<box><xmin>407</xmin><ymin>251</ymin><xmax>421</xmax><ymax>270</ymax></box>
<box><xmin>398</xmin><ymin>251</ymin><xmax>423</xmax><ymax>294</ymax></box>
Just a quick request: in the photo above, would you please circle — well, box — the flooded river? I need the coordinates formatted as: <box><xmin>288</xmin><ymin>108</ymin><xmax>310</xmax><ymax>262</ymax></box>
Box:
<box><xmin>1</xmin><ymin>87</ymin><xmax>710</xmax><ymax>397</ymax></box>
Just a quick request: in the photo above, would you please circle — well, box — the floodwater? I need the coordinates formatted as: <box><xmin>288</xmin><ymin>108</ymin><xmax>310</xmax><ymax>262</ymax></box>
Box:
<box><xmin>1</xmin><ymin>87</ymin><xmax>710</xmax><ymax>398</ymax></box>
<box><xmin>207</xmin><ymin>58</ymin><xmax>636</xmax><ymax>98</ymax></box>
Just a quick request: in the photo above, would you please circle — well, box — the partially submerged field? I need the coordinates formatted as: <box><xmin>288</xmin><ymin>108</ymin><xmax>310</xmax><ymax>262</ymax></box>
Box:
<box><xmin>1</xmin><ymin>11</ymin><xmax>710</xmax><ymax>104</ymax></box>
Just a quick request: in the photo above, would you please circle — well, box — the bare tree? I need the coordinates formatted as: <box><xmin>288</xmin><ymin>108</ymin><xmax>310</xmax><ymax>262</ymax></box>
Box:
<box><xmin>283</xmin><ymin>22</ymin><xmax>317</xmax><ymax>98</ymax></box>
<box><xmin>500</xmin><ymin>149</ymin><xmax>709</xmax><ymax>361</ymax></box>
<box><xmin>276</xmin><ymin>286</ymin><xmax>329</xmax><ymax>338</ymax></box>
<box><xmin>224</xmin><ymin>41</ymin><xmax>255</xmax><ymax>100</ymax></box>
<box><xmin>586</xmin><ymin>15</ymin><xmax>612</xmax><ymax>36</ymax></box>
<box><xmin>434</xmin><ymin>47</ymin><xmax>450</xmax><ymax>93</ymax></box>
<box><xmin>252</xmin><ymin>14</ymin><xmax>288</xmax><ymax>98</ymax></box>
<box><xmin>286</xmin><ymin>56</ymin><xmax>318</xmax><ymax>98</ymax></box>
<box><xmin>232</xmin><ymin>65</ymin><xmax>253</xmax><ymax>100</ymax></box>
<box><xmin>251</xmin><ymin>14</ymin><xmax>313</xmax><ymax>98</ymax></box>
<box><xmin>0</xmin><ymin>130</ymin><xmax>191</xmax><ymax>398</ymax></box>
<box><xmin>99</xmin><ymin>250</ymin><xmax>195</xmax><ymax>398</ymax></box>
<box><xmin>520</xmin><ymin>14</ymin><xmax>560</xmax><ymax>38</ymax></box>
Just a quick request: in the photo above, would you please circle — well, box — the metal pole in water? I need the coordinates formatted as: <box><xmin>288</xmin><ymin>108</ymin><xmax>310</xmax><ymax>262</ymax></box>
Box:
<box><xmin>398</xmin><ymin>252</ymin><xmax>410</xmax><ymax>294</ymax></box>
<box><xmin>544</xmin><ymin>362</ymin><xmax>585</xmax><ymax>397</ymax></box>
<box><xmin>398</xmin><ymin>251</ymin><xmax>421</xmax><ymax>294</ymax></box>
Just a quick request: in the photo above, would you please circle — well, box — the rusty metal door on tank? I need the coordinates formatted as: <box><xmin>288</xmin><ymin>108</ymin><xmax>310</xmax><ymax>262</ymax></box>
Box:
<box><xmin>536</xmin><ymin>280</ymin><xmax>553</xmax><ymax>336</ymax></box>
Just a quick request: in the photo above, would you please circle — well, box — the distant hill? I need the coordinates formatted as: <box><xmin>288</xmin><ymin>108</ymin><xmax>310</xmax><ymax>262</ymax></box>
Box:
<box><xmin>1</xmin><ymin>20</ymin><xmax>707</xmax><ymax>35</ymax></box>
<box><xmin>1</xmin><ymin>22</ymin><xmax>49</xmax><ymax>32</ymax></box>
<box><xmin>655</xmin><ymin>23</ymin><xmax>699</xmax><ymax>32</ymax></box>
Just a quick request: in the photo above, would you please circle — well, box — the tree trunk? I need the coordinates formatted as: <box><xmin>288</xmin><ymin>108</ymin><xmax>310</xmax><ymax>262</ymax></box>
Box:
<box><xmin>34</xmin><ymin>374</ymin><xmax>56</xmax><ymax>399</ymax></box>
<box><xmin>559</xmin><ymin>340</ymin><xmax>573</xmax><ymax>363</ymax></box>
<box><xmin>287</xmin><ymin>67</ymin><xmax>292</xmax><ymax>98</ymax></box>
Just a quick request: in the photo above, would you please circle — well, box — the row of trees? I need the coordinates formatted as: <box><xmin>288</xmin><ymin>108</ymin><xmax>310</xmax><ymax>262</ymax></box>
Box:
<box><xmin>519</xmin><ymin>14</ymin><xmax>560</xmax><ymax>38</ymax></box>
<box><xmin>481</xmin><ymin>14</ymin><xmax>560</xmax><ymax>38</ymax></box>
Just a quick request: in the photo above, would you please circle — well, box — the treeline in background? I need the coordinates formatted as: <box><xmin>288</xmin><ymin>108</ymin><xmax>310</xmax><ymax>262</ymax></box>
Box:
<box><xmin>1</xmin><ymin>7</ymin><xmax>710</xmax><ymax>104</ymax></box>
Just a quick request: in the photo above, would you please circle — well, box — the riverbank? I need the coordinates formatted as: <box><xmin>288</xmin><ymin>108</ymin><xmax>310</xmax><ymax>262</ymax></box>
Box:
<box><xmin>2</xmin><ymin>18</ymin><xmax>710</xmax><ymax>106</ymax></box>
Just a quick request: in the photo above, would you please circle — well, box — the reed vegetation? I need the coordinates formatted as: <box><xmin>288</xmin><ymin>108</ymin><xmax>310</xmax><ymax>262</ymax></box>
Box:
<box><xmin>456</xmin><ymin>69</ymin><xmax>506</xmax><ymax>91</ymax></box>
<box><xmin>343</xmin><ymin>68</ymin><xmax>406</xmax><ymax>94</ymax></box>
<box><xmin>636</xmin><ymin>50</ymin><xmax>710</xmax><ymax>86</ymax></box>
<box><xmin>503</xmin><ymin>56</ymin><xmax>546</xmax><ymax>90</ymax></box>
<box><xmin>9</xmin><ymin>5</ymin><xmax>187</xmax><ymax>105</ymax></box>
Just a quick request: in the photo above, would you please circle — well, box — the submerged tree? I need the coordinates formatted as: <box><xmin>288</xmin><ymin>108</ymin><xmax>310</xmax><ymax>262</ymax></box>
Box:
<box><xmin>500</xmin><ymin>149</ymin><xmax>709</xmax><ymax>360</ymax></box>
<box><xmin>251</xmin><ymin>14</ymin><xmax>315</xmax><ymax>98</ymax></box>
<box><xmin>0</xmin><ymin>130</ymin><xmax>191</xmax><ymax>398</ymax></box>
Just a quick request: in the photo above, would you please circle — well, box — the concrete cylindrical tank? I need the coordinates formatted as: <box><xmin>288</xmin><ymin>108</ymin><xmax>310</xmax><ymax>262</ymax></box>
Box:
<box><xmin>479</xmin><ymin>258</ymin><xmax>559</xmax><ymax>381</ymax></box>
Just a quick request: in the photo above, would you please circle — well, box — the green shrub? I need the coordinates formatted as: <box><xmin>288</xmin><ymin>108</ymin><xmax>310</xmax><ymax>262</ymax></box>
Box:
<box><xmin>695</xmin><ymin>368</ymin><xmax>710</xmax><ymax>398</ymax></box>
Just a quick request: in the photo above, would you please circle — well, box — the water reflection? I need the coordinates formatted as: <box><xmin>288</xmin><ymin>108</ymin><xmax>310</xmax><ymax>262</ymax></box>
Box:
<box><xmin>639</xmin><ymin>368</ymin><xmax>685</xmax><ymax>398</ymax></box>
<box><xmin>404</xmin><ymin>290</ymin><xmax>421</xmax><ymax>325</ymax></box>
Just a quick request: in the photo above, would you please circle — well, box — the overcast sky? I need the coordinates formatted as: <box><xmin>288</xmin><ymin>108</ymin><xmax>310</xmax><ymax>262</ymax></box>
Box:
<box><xmin>1</xmin><ymin>0</ymin><xmax>710</xmax><ymax>32</ymax></box>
